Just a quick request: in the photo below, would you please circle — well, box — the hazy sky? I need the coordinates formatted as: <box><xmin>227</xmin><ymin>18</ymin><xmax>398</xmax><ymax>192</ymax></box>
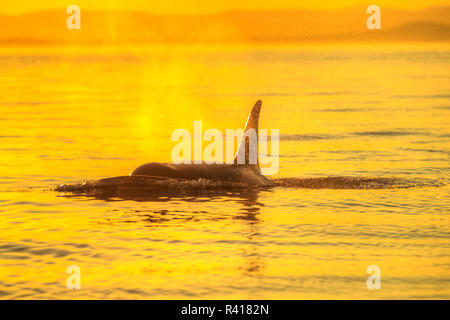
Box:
<box><xmin>1</xmin><ymin>0</ymin><xmax>449</xmax><ymax>14</ymax></box>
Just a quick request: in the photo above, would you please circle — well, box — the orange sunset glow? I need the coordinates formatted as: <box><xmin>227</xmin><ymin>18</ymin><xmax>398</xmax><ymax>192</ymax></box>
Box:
<box><xmin>0</xmin><ymin>0</ymin><xmax>449</xmax><ymax>303</ymax></box>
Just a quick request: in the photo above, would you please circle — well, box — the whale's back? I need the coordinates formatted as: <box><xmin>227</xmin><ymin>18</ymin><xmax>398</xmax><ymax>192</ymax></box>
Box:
<box><xmin>131</xmin><ymin>162</ymin><xmax>273</xmax><ymax>186</ymax></box>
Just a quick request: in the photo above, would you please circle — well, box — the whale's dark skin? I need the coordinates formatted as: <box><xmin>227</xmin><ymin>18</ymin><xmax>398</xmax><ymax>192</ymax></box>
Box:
<box><xmin>130</xmin><ymin>100</ymin><xmax>274</xmax><ymax>186</ymax></box>
<box><xmin>131</xmin><ymin>163</ymin><xmax>273</xmax><ymax>186</ymax></box>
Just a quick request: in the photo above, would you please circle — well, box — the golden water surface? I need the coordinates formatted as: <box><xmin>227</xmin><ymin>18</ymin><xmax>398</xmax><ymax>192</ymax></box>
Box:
<box><xmin>0</xmin><ymin>43</ymin><xmax>449</xmax><ymax>299</ymax></box>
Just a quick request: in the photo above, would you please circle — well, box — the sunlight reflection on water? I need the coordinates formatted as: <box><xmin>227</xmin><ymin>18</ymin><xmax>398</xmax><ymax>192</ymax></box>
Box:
<box><xmin>0</xmin><ymin>44</ymin><xmax>449</xmax><ymax>299</ymax></box>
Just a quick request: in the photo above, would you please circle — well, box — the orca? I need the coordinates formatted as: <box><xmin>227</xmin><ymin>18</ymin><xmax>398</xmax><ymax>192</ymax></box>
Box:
<box><xmin>130</xmin><ymin>100</ymin><xmax>274</xmax><ymax>186</ymax></box>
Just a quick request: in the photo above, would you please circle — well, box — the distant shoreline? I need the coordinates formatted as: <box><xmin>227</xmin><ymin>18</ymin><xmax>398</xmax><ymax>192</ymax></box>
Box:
<box><xmin>0</xmin><ymin>7</ymin><xmax>449</xmax><ymax>45</ymax></box>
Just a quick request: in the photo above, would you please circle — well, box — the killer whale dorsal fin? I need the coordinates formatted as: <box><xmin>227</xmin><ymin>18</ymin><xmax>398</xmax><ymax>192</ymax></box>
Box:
<box><xmin>234</xmin><ymin>100</ymin><xmax>262</xmax><ymax>166</ymax></box>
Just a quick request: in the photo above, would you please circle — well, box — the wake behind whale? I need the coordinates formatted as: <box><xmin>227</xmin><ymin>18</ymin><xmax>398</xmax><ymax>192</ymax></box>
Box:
<box><xmin>55</xmin><ymin>175</ymin><xmax>442</xmax><ymax>199</ymax></box>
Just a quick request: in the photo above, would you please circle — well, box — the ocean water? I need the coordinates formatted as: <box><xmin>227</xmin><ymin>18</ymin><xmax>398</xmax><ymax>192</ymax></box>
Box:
<box><xmin>0</xmin><ymin>43</ymin><xmax>449</xmax><ymax>299</ymax></box>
